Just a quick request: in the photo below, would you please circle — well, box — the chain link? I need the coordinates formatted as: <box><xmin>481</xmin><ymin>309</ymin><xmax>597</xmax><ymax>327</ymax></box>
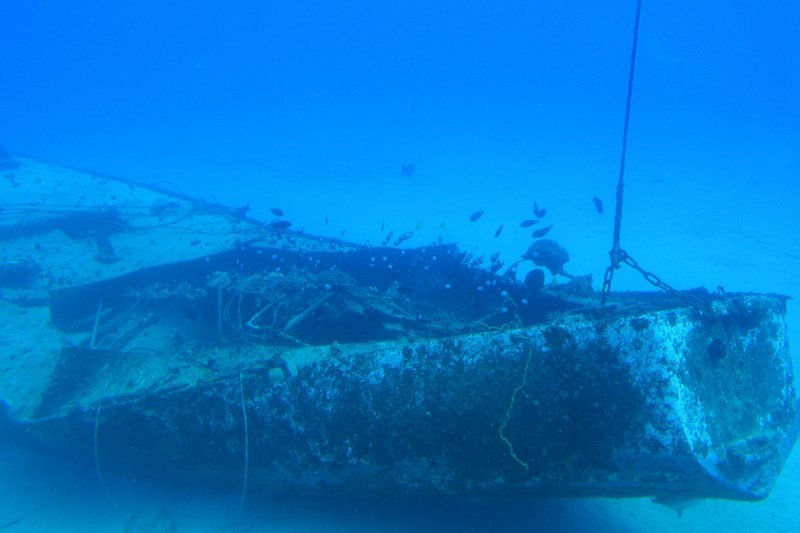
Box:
<box><xmin>601</xmin><ymin>247</ymin><xmax>712</xmax><ymax>315</ymax></box>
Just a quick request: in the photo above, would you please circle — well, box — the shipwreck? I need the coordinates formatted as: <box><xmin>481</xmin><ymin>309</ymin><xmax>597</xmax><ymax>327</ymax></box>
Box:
<box><xmin>0</xmin><ymin>155</ymin><xmax>796</xmax><ymax>502</ymax></box>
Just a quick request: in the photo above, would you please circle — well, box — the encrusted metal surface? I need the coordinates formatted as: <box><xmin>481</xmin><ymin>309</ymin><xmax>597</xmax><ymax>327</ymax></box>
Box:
<box><xmin>16</xmin><ymin>294</ymin><xmax>796</xmax><ymax>500</ymax></box>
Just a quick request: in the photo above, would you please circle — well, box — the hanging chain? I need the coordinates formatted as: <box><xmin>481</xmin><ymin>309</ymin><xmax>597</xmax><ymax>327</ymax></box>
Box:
<box><xmin>602</xmin><ymin>248</ymin><xmax>712</xmax><ymax>314</ymax></box>
<box><xmin>599</xmin><ymin>0</ymin><xmax>711</xmax><ymax>316</ymax></box>
<box><xmin>600</xmin><ymin>0</ymin><xmax>642</xmax><ymax>305</ymax></box>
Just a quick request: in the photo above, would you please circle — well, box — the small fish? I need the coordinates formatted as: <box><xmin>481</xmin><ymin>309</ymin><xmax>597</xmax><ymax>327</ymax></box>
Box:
<box><xmin>415</xmin><ymin>220</ymin><xmax>424</xmax><ymax>231</ymax></box>
<box><xmin>394</xmin><ymin>231</ymin><xmax>413</xmax><ymax>246</ymax></box>
<box><xmin>325</xmin><ymin>215</ymin><xmax>329</xmax><ymax>224</ymax></box>
<box><xmin>533</xmin><ymin>202</ymin><xmax>547</xmax><ymax>218</ymax></box>
<box><xmin>469</xmin><ymin>210</ymin><xmax>484</xmax><ymax>222</ymax></box>
<box><xmin>401</xmin><ymin>163</ymin><xmax>416</xmax><ymax>177</ymax></box>
<box><xmin>382</xmin><ymin>230</ymin><xmax>394</xmax><ymax>246</ymax></box>
<box><xmin>0</xmin><ymin>514</ymin><xmax>28</xmax><ymax>530</ymax></box>
<box><xmin>268</xmin><ymin>220</ymin><xmax>292</xmax><ymax>230</ymax></box>
<box><xmin>519</xmin><ymin>219</ymin><xmax>539</xmax><ymax>228</ymax></box>
<box><xmin>650</xmin><ymin>496</ymin><xmax>702</xmax><ymax>517</ymax></box>
<box><xmin>490</xmin><ymin>252</ymin><xmax>501</xmax><ymax>262</ymax></box>
<box><xmin>494</xmin><ymin>224</ymin><xmax>504</xmax><ymax>237</ymax></box>
<box><xmin>592</xmin><ymin>196</ymin><xmax>604</xmax><ymax>214</ymax></box>
<box><xmin>531</xmin><ymin>224</ymin><xmax>552</xmax><ymax>238</ymax></box>
<box><xmin>380</xmin><ymin>221</ymin><xmax>385</xmax><ymax>231</ymax></box>
<box><xmin>440</xmin><ymin>222</ymin><xmax>449</xmax><ymax>232</ymax></box>
<box><xmin>270</xmin><ymin>207</ymin><xmax>284</xmax><ymax>217</ymax></box>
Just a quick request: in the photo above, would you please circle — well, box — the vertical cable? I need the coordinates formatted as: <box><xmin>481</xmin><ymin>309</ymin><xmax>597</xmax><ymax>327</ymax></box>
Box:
<box><xmin>601</xmin><ymin>0</ymin><xmax>643</xmax><ymax>304</ymax></box>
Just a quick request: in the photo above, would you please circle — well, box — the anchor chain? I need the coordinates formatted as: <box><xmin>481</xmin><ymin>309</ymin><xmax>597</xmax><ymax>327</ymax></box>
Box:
<box><xmin>600</xmin><ymin>0</ymin><xmax>642</xmax><ymax>305</ymax></box>
<box><xmin>599</xmin><ymin>1</ymin><xmax>712</xmax><ymax>316</ymax></box>
<box><xmin>601</xmin><ymin>249</ymin><xmax>712</xmax><ymax>314</ymax></box>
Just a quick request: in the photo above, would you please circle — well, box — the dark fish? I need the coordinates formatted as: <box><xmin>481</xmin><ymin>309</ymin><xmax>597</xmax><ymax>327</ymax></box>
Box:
<box><xmin>519</xmin><ymin>219</ymin><xmax>539</xmax><ymax>228</ymax></box>
<box><xmin>401</xmin><ymin>163</ymin><xmax>416</xmax><ymax>177</ymax></box>
<box><xmin>325</xmin><ymin>215</ymin><xmax>329</xmax><ymax>224</ymax></box>
<box><xmin>381</xmin><ymin>221</ymin><xmax>385</xmax><ymax>231</ymax></box>
<box><xmin>469</xmin><ymin>210</ymin><xmax>484</xmax><ymax>222</ymax></box>
<box><xmin>533</xmin><ymin>202</ymin><xmax>547</xmax><ymax>218</ymax></box>
<box><xmin>494</xmin><ymin>224</ymin><xmax>504</xmax><ymax>237</ymax></box>
<box><xmin>531</xmin><ymin>224</ymin><xmax>552</xmax><ymax>238</ymax></box>
<box><xmin>270</xmin><ymin>207</ymin><xmax>284</xmax><ymax>217</ymax></box>
<box><xmin>394</xmin><ymin>231</ymin><xmax>413</xmax><ymax>246</ymax></box>
<box><xmin>592</xmin><ymin>196</ymin><xmax>604</xmax><ymax>215</ymax></box>
<box><xmin>650</xmin><ymin>496</ymin><xmax>701</xmax><ymax>517</ymax></box>
<box><xmin>268</xmin><ymin>220</ymin><xmax>292</xmax><ymax>230</ymax></box>
<box><xmin>0</xmin><ymin>515</ymin><xmax>27</xmax><ymax>530</ymax></box>
<box><xmin>382</xmin><ymin>230</ymin><xmax>394</xmax><ymax>246</ymax></box>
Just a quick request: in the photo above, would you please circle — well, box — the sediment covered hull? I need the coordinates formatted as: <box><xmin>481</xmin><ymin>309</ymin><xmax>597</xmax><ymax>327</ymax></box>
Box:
<box><xmin>16</xmin><ymin>294</ymin><xmax>796</xmax><ymax>501</ymax></box>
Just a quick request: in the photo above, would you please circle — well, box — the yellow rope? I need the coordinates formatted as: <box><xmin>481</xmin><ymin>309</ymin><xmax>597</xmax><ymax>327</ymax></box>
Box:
<box><xmin>498</xmin><ymin>342</ymin><xmax>533</xmax><ymax>472</ymax></box>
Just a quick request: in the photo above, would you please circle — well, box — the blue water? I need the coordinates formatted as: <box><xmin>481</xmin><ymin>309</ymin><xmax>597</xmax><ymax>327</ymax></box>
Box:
<box><xmin>1</xmin><ymin>1</ymin><xmax>799</xmax><ymax>531</ymax></box>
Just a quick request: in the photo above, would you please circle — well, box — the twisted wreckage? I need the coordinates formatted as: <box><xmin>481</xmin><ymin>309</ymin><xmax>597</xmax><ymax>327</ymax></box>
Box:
<box><xmin>0</xmin><ymin>155</ymin><xmax>796</xmax><ymax>501</ymax></box>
